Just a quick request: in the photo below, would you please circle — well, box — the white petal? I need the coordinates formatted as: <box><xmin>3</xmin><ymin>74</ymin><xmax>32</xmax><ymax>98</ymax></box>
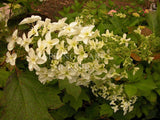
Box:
<box><xmin>56</xmin><ymin>50</ymin><xmax>62</xmax><ymax>59</ymax></box>
<box><xmin>25</xmin><ymin>45</ymin><xmax>29</xmax><ymax>52</ymax></box>
<box><xmin>45</xmin><ymin>32</ymin><xmax>51</xmax><ymax>41</ymax></box>
<box><xmin>7</xmin><ymin>41</ymin><xmax>15</xmax><ymax>51</ymax></box>
<box><xmin>16</xmin><ymin>37</ymin><xmax>22</xmax><ymax>45</ymax></box>
<box><xmin>10</xmin><ymin>60</ymin><xmax>15</xmax><ymax>66</ymax></box>
<box><xmin>83</xmin><ymin>38</ymin><xmax>88</xmax><ymax>44</ymax></box>
<box><xmin>74</xmin><ymin>47</ymin><xmax>79</xmax><ymax>55</ymax></box>
<box><xmin>12</xmin><ymin>29</ymin><xmax>18</xmax><ymax>37</ymax></box>
<box><xmin>19</xmin><ymin>15</ymin><xmax>41</xmax><ymax>25</ymax></box>
<box><xmin>52</xmin><ymin>38</ymin><xmax>59</xmax><ymax>45</ymax></box>
<box><xmin>37</xmin><ymin>53</ymin><xmax>47</xmax><ymax>64</ymax></box>
<box><xmin>70</xmin><ymin>22</ymin><xmax>77</xmax><ymax>27</ymax></box>
<box><xmin>28</xmin><ymin>63</ymin><xmax>33</xmax><ymax>71</ymax></box>
<box><xmin>6</xmin><ymin>51</ymin><xmax>10</xmax><ymax>57</ymax></box>
<box><xmin>37</xmin><ymin>39</ymin><xmax>41</xmax><ymax>48</ymax></box>
<box><xmin>28</xmin><ymin>48</ymin><xmax>35</xmax><ymax>58</ymax></box>
<box><xmin>12</xmin><ymin>53</ymin><xmax>17</xmax><ymax>59</ymax></box>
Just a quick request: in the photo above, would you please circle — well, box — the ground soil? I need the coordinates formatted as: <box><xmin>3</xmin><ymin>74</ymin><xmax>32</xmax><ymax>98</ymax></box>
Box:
<box><xmin>34</xmin><ymin>0</ymin><xmax>75</xmax><ymax>21</ymax></box>
<box><xmin>35</xmin><ymin>0</ymin><xmax>149</xmax><ymax>21</ymax></box>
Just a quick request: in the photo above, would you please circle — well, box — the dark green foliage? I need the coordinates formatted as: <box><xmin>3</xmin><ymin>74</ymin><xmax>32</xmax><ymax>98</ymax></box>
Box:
<box><xmin>50</xmin><ymin>104</ymin><xmax>76</xmax><ymax>120</ymax></box>
<box><xmin>100</xmin><ymin>103</ymin><xmax>113</xmax><ymax>117</ymax></box>
<box><xmin>0</xmin><ymin>72</ymin><xmax>63</xmax><ymax>120</ymax></box>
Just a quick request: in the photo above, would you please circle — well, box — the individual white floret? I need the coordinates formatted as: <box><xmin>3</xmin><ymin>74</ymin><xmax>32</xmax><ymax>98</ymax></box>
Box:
<box><xmin>119</xmin><ymin>33</ymin><xmax>130</xmax><ymax>47</ymax></box>
<box><xmin>78</xmin><ymin>25</ymin><xmax>95</xmax><ymax>44</ymax></box>
<box><xmin>89</xmin><ymin>39</ymin><xmax>104</xmax><ymax>51</ymax></box>
<box><xmin>55</xmin><ymin>41</ymin><xmax>68</xmax><ymax>59</ymax></box>
<box><xmin>20</xmin><ymin>33</ymin><xmax>32</xmax><ymax>52</ymax></box>
<box><xmin>26</xmin><ymin>48</ymin><xmax>46</xmax><ymax>71</ymax></box>
<box><xmin>74</xmin><ymin>45</ymin><xmax>88</xmax><ymax>64</ymax></box>
<box><xmin>148</xmin><ymin>57</ymin><xmax>154</xmax><ymax>64</ymax></box>
<box><xmin>41</xmin><ymin>18</ymin><xmax>52</xmax><ymax>36</ymax></box>
<box><xmin>28</xmin><ymin>26</ymin><xmax>39</xmax><ymax>38</ymax></box>
<box><xmin>98</xmin><ymin>50</ymin><xmax>113</xmax><ymax>64</ymax></box>
<box><xmin>67</xmin><ymin>36</ymin><xmax>78</xmax><ymax>51</ymax></box>
<box><xmin>111</xmin><ymin>105</ymin><xmax>119</xmax><ymax>113</ymax></box>
<box><xmin>6</xmin><ymin>52</ymin><xmax>17</xmax><ymax>66</ymax></box>
<box><xmin>134</xmin><ymin>27</ymin><xmax>141</xmax><ymax>34</ymax></box>
<box><xmin>102</xmin><ymin>30</ymin><xmax>114</xmax><ymax>37</ymax></box>
<box><xmin>7</xmin><ymin>29</ymin><xmax>22</xmax><ymax>51</ymax></box>
<box><xmin>45</xmin><ymin>32</ymin><xmax>59</xmax><ymax>55</ymax></box>
<box><xmin>133</xmin><ymin>67</ymin><xmax>139</xmax><ymax>75</ymax></box>
<box><xmin>36</xmin><ymin>38</ymin><xmax>47</xmax><ymax>57</ymax></box>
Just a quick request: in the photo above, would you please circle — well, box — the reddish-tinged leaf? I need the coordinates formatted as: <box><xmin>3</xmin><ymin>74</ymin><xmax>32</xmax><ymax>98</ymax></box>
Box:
<box><xmin>131</xmin><ymin>53</ymin><xmax>141</xmax><ymax>61</ymax></box>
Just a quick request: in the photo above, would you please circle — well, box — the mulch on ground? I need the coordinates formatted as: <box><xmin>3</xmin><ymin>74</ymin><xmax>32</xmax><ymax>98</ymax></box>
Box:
<box><xmin>34</xmin><ymin>0</ymin><xmax>149</xmax><ymax>22</ymax></box>
<box><xmin>34</xmin><ymin>0</ymin><xmax>74</xmax><ymax>21</ymax></box>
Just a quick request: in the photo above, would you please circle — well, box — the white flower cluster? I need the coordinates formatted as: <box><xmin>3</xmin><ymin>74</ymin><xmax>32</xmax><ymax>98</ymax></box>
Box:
<box><xmin>91</xmin><ymin>82</ymin><xmax>137</xmax><ymax>115</ymax></box>
<box><xmin>6</xmin><ymin>15</ymin><xmax>133</xmax><ymax>85</ymax></box>
<box><xmin>5</xmin><ymin>15</ymin><xmax>139</xmax><ymax>114</ymax></box>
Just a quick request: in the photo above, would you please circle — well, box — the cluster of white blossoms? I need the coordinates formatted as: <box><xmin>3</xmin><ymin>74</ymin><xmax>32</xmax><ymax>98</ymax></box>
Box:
<box><xmin>6</xmin><ymin>15</ymin><xmax>142</xmax><ymax>114</ymax></box>
<box><xmin>91</xmin><ymin>82</ymin><xmax>137</xmax><ymax>115</ymax></box>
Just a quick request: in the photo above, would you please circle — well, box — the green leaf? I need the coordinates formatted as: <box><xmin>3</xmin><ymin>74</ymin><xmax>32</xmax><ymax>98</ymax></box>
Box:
<box><xmin>74</xmin><ymin>111</ymin><xmax>89</xmax><ymax>120</ymax></box>
<box><xmin>155</xmin><ymin>88</ymin><xmax>160</xmax><ymax>95</ymax></box>
<box><xmin>133</xmin><ymin>74</ymin><xmax>157</xmax><ymax>98</ymax></box>
<box><xmin>63</xmin><ymin>89</ymin><xmax>89</xmax><ymax>110</ymax></box>
<box><xmin>1</xmin><ymin>71</ymin><xmax>63</xmax><ymax>120</ymax></box>
<box><xmin>74</xmin><ymin>103</ymin><xmax>99</xmax><ymax>120</ymax></box>
<box><xmin>63</xmin><ymin>94</ymin><xmax>80</xmax><ymax>110</ymax></box>
<box><xmin>75</xmin><ymin>117</ymin><xmax>88</xmax><ymax>120</ymax></box>
<box><xmin>99</xmin><ymin>4</ymin><xmax>106</xmax><ymax>9</ymax></box>
<box><xmin>145</xmin><ymin>91</ymin><xmax>157</xmax><ymax>103</ymax></box>
<box><xmin>97</xmin><ymin>23</ymin><xmax>105</xmax><ymax>34</ymax></box>
<box><xmin>100</xmin><ymin>103</ymin><xmax>113</xmax><ymax>117</ymax></box>
<box><xmin>0</xmin><ymin>69</ymin><xmax>11</xmax><ymax>88</ymax></box>
<box><xmin>127</xmin><ymin>65</ymin><xmax>144</xmax><ymax>82</ymax></box>
<box><xmin>59</xmin><ymin>79</ymin><xmax>81</xmax><ymax>100</ymax></box>
<box><xmin>141</xmin><ymin>103</ymin><xmax>154</xmax><ymax>117</ymax></box>
<box><xmin>108</xmin><ymin>0</ymin><xmax>115</xmax><ymax>6</ymax></box>
<box><xmin>128</xmin><ymin>8</ymin><xmax>134</xmax><ymax>13</ymax></box>
<box><xmin>129</xmin><ymin>19</ymin><xmax>140</xmax><ymax>27</ymax></box>
<box><xmin>85</xmin><ymin>103</ymin><xmax>100</xmax><ymax>120</ymax></box>
<box><xmin>0</xmin><ymin>40</ymin><xmax>8</xmax><ymax>57</ymax></box>
<box><xmin>0</xmin><ymin>90</ymin><xmax>3</xmax><ymax>100</ymax></box>
<box><xmin>124</xmin><ymin>84</ymin><xmax>137</xmax><ymax>98</ymax></box>
<box><xmin>135</xmin><ymin>76</ymin><xmax>157</xmax><ymax>92</ymax></box>
<box><xmin>109</xmin><ymin>16</ymin><xmax>123</xmax><ymax>35</ymax></box>
<box><xmin>18</xmin><ymin>24</ymin><xmax>30</xmax><ymax>30</ymax></box>
<box><xmin>50</xmin><ymin>104</ymin><xmax>76</xmax><ymax>120</ymax></box>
